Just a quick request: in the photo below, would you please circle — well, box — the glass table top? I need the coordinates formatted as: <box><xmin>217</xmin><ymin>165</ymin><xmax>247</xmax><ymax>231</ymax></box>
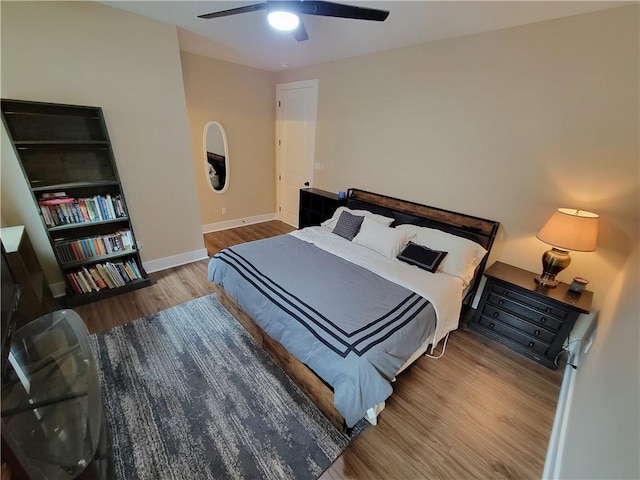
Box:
<box><xmin>1</xmin><ymin>309</ymin><xmax>103</xmax><ymax>479</ymax></box>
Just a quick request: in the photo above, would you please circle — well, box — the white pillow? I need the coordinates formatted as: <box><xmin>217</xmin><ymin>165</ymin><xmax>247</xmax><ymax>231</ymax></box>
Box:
<box><xmin>321</xmin><ymin>207</ymin><xmax>394</xmax><ymax>229</ymax></box>
<box><xmin>396</xmin><ymin>224</ymin><xmax>487</xmax><ymax>285</ymax></box>
<box><xmin>353</xmin><ymin>218</ymin><xmax>414</xmax><ymax>259</ymax></box>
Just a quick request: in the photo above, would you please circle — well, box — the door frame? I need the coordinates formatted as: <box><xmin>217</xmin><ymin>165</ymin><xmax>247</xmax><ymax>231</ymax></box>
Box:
<box><xmin>275</xmin><ymin>79</ymin><xmax>319</xmax><ymax>224</ymax></box>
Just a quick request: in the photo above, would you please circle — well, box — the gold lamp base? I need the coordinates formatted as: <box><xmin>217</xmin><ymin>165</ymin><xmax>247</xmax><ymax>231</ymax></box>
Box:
<box><xmin>534</xmin><ymin>247</ymin><xmax>571</xmax><ymax>288</ymax></box>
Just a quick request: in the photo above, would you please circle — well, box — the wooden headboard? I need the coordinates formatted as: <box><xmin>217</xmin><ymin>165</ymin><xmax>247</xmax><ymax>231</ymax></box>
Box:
<box><xmin>347</xmin><ymin>188</ymin><xmax>500</xmax><ymax>307</ymax></box>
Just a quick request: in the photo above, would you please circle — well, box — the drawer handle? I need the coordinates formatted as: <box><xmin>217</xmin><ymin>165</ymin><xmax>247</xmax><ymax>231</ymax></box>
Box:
<box><xmin>534</xmin><ymin>330</ymin><xmax>541</xmax><ymax>337</ymax></box>
<box><xmin>528</xmin><ymin>341</ymin><xmax>535</xmax><ymax>348</ymax></box>
<box><xmin>489</xmin><ymin>322</ymin><xmax>495</xmax><ymax>329</ymax></box>
<box><xmin>498</xmin><ymin>300</ymin><xmax>504</xmax><ymax>306</ymax></box>
<box><xmin>493</xmin><ymin>312</ymin><xmax>499</xmax><ymax>318</ymax></box>
<box><xmin>540</xmin><ymin>317</ymin><xmax>547</xmax><ymax>323</ymax></box>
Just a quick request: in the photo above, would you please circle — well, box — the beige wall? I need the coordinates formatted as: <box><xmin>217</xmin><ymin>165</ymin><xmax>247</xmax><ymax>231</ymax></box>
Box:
<box><xmin>1</xmin><ymin>1</ymin><xmax>205</xmax><ymax>285</ymax></box>
<box><xmin>276</xmin><ymin>5</ymin><xmax>639</xmax><ymax>313</ymax></box>
<box><xmin>560</xmin><ymin>239</ymin><xmax>639</xmax><ymax>479</ymax></box>
<box><xmin>180</xmin><ymin>52</ymin><xmax>276</xmax><ymax>228</ymax></box>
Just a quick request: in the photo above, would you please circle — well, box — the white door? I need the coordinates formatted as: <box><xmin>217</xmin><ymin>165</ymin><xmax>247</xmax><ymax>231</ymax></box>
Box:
<box><xmin>276</xmin><ymin>80</ymin><xmax>318</xmax><ymax>227</ymax></box>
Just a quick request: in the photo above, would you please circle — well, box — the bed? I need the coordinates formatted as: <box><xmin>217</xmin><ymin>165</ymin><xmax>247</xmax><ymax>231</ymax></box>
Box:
<box><xmin>208</xmin><ymin>189</ymin><xmax>499</xmax><ymax>430</ymax></box>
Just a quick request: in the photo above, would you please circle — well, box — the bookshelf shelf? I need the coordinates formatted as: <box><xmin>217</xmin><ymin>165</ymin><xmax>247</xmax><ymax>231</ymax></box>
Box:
<box><xmin>62</xmin><ymin>278</ymin><xmax>150</xmax><ymax>307</ymax></box>
<box><xmin>47</xmin><ymin>217</ymin><xmax>129</xmax><ymax>233</ymax></box>
<box><xmin>14</xmin><ymin>140</ymin><xmax>110</xmax><ymax>146</ymax></box>
<box><xmin>32</xmin><ymin>181</ymin><xmax>121</xmax><ymax>192</ymax></box>
<box><xmin>60</xmin><ymin>250</ymin><xmax>139</xmax><ymax>270</ymax></box>
<box><xmin>1</xmin><ymin>98</ymin><xmax>151</xmax><ymax>306</ymax></box>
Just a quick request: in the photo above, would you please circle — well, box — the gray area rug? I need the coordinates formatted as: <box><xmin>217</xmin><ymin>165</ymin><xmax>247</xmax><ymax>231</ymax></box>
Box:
<box><xmin>90</xmin><ymin>294</ymin><xmax>366</xmax><ymax>480</ymax></box>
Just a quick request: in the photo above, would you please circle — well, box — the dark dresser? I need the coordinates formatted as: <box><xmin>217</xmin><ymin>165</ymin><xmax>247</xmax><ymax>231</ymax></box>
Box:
<box><xmin>298</xmin><ymin>188</ymin><xmax>347</xmax><ymax>229</ymax></box>
<box><xmin>469</xmin><ymin>261</ymin><xmax>593</xmax><ymax>369</ymax></box>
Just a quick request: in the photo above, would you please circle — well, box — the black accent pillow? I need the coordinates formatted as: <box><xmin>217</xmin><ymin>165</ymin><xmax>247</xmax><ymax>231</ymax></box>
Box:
<box><xmin>332</xmin><ymin>211</ymin><xmax>364</xmax><ymax>240</ymax></box>
<box><xmin>397</xmin><ymin>242</ymin><xmax>448</xmax><ymax>273</ymax></box>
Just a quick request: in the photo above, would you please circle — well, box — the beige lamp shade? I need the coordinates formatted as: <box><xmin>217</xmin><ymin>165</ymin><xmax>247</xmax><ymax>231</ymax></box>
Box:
<box><xmin>536</xmin><ymin>208</ymin><xmax>599</xmax><ymax>252</ymax></box>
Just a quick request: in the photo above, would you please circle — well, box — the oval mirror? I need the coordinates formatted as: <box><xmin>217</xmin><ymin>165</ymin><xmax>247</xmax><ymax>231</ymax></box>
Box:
<box><xmin>203</xmin><ymin>121</ymin><xmax>229</xmax><ymax>193</ymax></box>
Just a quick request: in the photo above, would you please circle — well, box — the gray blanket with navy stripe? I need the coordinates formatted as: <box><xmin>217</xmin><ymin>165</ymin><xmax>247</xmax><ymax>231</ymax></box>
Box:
<box><xmin>208</xmin><ymin>234</ymin><xmax>436</xmax><ymax>427</ymax></box>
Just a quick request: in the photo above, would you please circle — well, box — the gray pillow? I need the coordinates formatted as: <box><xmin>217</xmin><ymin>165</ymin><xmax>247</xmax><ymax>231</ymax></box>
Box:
<box><xmin>332</xmin><ymin>211</ymin><xmax>364</xmax><ymax>240</ymax></box>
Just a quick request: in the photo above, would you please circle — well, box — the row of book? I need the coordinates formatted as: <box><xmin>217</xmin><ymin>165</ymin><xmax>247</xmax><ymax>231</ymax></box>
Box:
<box><xmin>55</xmin><ymin>230</ymin><xmax>134</xmax><ymax>264</ymax></box>
<box><xmin>66</xmin><ymin>259</ymin><xmax>143</xmax><ymax>295</ymax></box>
<box><xmin>38</xmin><ymin>194</ymin><xmax>126</xmax><ymax>228</ymax></box>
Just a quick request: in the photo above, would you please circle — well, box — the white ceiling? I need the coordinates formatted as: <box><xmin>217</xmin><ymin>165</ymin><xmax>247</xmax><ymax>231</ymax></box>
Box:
<box><xmin>103</xmin><ymin>1</ymin><xmax>629</xmax><ymax>72</ymax></box>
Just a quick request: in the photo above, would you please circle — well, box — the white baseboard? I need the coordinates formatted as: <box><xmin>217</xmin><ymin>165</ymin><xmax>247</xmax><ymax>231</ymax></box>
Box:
<box><xmin>202</xmin><ymin>213</ymin><xmax>277</xmax><ymax>234</ymax></box>
<box><xmin>143</xmin><ymin>248</ymin><xmax>209</xmax><ymax>274</ymax></box>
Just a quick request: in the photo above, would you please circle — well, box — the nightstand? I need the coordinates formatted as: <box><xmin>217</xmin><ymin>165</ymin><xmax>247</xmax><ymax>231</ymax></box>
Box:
<box><xmin>298</xmin><ymin>188</ymin><xmax>346</xmax><ymax>229</ymax></box>
<box><xmin>469</xmin><ymin>261</ymin><xmax>593</xmax><ymax>369</ymax></box>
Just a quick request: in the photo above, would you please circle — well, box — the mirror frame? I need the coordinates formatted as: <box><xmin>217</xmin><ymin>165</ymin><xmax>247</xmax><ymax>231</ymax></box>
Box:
<box><xmin>203</xmin><ymin>120</ymin><xmax>229</xmax><ymax>194</ymax></box>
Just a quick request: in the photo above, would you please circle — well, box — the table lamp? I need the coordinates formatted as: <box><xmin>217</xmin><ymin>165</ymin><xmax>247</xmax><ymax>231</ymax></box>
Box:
<box><xmin>535</xmin><ymin>208</ymin><xmax>599</xmax><ymax>288</ymax></box>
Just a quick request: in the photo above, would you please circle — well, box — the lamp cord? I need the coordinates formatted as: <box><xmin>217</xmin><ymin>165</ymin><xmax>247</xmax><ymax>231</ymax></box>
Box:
<box><xmin>554</xmin><ymin>334</ymin><xmax>581</xmax><ymax>369</ymax></box>
<box><xmin>424</xmin><ymin>332</ymin><xmax>450</xmax><ymax>360</ymax></box>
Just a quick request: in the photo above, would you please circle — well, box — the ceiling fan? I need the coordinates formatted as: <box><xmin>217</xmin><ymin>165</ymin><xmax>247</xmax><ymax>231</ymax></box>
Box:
<box><xmin>197</xmin><ymin>1</ymin><xmax>390</xmax><ymax>42</ymax></box>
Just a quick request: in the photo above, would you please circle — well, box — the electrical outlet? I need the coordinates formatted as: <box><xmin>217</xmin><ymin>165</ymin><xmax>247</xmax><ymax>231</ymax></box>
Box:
<box><xmin>221</xmin><ymin>207</ymin><xmax>227</xmax><ymax>215</ymax></box>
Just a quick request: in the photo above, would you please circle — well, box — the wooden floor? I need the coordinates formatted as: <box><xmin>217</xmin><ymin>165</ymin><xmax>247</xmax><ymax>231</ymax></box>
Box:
<box><xmin>74</xmin><ymin>220</ymin><xmax>563</xmax><ymax>480</ymax></box>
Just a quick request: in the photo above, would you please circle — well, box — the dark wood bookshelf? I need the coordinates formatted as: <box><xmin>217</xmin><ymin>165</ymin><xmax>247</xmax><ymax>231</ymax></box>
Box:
<box><xmin>1</xmin><ymin>98</ymin><xmax>151</xmax><ymax>306</ymax></box>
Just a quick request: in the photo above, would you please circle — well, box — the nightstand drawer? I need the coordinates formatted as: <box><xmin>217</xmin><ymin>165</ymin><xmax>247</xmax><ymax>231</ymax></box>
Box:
<box><xmin>478</xmin><ymin>315</ymin><xmax>550</xmax><ymax>355</ymax></box>
<box><xmin>481</xmin><ymin>304</ymin><xmax>556</xmax><ymax>343</ymax></box>
<box><xmin>486</xmin><ymin>292</ymin><xmax>564</xmax><ymax>331</ymax></box>
<box><xmin>490</xmin><ymin>283</ymin><xmax>570</xmax><ymax>320</ymax></box>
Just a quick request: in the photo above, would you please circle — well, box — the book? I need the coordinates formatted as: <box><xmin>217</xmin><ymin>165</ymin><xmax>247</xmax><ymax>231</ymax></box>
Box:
<box><xmin>75</xmin><ymin>270</ymin><xmax>91</xmax><ymax>293</ymax></box>
<box><xmin>119</xmin><ymin>230</ymin><xmax>133</xmax><ymax>250</ymax></box>
<box><xmin>96</xmin><ymin>264</ymin><xmax>116</xmax><ymax>289</ymax></box>
<box><xmin>105</xmin><ymin>194</ymin><xmax>117</xmax><ymax>219</ymax></box>
<box><xmin>96</xmin><ymin>196</ymin><xmax>108</xmax><ymax>220</ymax></box>
<box><xmin>67</xmin><ymin>273</ymin><xmax>83</xmax><ymax>295</ymax></box>
<box><xmin>38</xmin><ymin>197</ymin><xmax>75</xmax><ymax>206</ymax></box>
<box><xmin>89</xmin><ymin>267</ymin><xmax>108</xmax><ymax>289</ymax></box>
<box><xmin>70</xmin><ymin>203</ymin><xmax>82</xmax><ymax>223</ymax></box>
<box><xmin>86</xmin><ymin>239</ymin><xmax>96</xmax><ymax>256</ymax></box>
<box><xmin>79</xmin><ymin>241</ymin><xmax>90</xmax><ymax>258</ymax></box>
<box><xmin>41</xmin><ymin>192</ymin><xmax>68</xmax><ymax>199</ymax></box>
<box><xmin>123</xmin><ymin>262</ymin><xmax>137</xmax><ymax>280</ymax></box>
<box><xmin>106</xmin><ymin>263</ymin><xmax>125</xmax><ymax>286</ymax></box>
<box><xmin>115</xmin><ymin>196</ymin><xmax>126</xmax><ymax>217</ymax></box>
<box><xmin>40</xmin><ymin>206</ymin><xmax>55</xmax><ymax>227</ymax></box>
<box><xmin>78</xmin><ymin>201</ymin><xmax>90</xmax><ymax>222</ymax></box>
<box><xmin>54</xmin><ymin>205</ymin><xmax>66</xmax><ymax>224</ymax></box>
<box><xmin>81</xmin><ymin>267</ymin><xmax>99</xmax><ymax>291</ymax></box>
<box><xmin>84</xmin><ymin>199</ymin><xmax>98</xmax><ymax>221</ymax></box>
<box><xmin>126</xmin><ymin>259</ymin><xmax>142</xmax><ymax>279</ymax></box>
<box><xmin>114</xmin><ymin>262</ymin><xmax>130</xmax><ymax>282</ymax></box>
<box><xmin>92</xmin><ymin>237</ymin><xmax>104</xmax><ymax>256</ymax></box>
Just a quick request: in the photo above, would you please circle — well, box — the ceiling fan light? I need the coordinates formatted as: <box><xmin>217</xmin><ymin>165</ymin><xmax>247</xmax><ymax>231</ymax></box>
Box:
<box><xmin>267</xmin><ymin>11</ymin><xmax>300</xmax><ymax>31</ymax></box>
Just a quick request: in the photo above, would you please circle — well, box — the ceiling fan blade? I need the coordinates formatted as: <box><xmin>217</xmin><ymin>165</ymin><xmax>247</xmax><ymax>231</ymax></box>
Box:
<box><xmin>292</xmin><ymin>17</ymin><xmax>309</xmax><ymax>41</ymax></box>
<box><xmin>297</xmin><ymin>1</ymin><xmax>389</xmax><ymax>21</ymax></box>
<box><xmin>198</xmin><ymin>3</ymin><xmax>266</xmax><ymax>19</ymax></box>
